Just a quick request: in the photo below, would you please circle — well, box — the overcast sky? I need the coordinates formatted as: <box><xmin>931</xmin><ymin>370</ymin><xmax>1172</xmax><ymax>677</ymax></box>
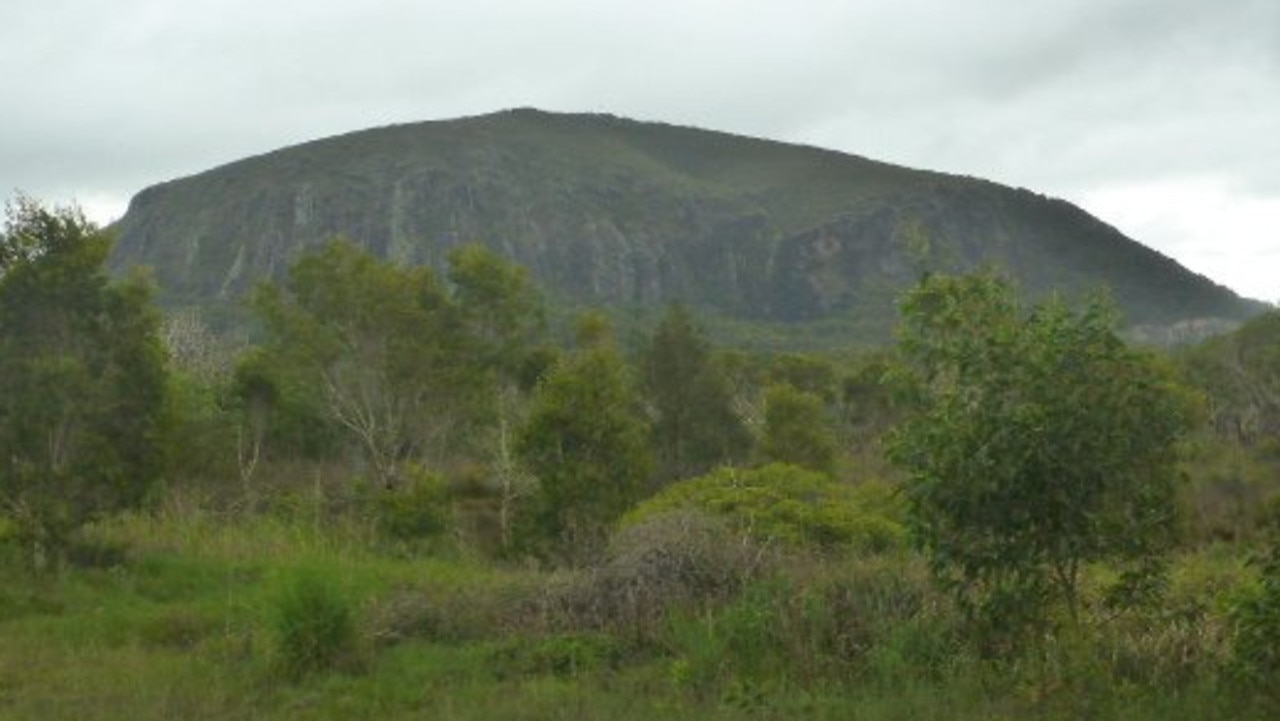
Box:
<box><xmin>3</xmin><ymin>0</ymin><xmax>1277</xmax><ymax>301</ymax></box>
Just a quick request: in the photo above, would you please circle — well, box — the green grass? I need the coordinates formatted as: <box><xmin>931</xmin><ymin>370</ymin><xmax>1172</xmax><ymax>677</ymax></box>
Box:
<box><xmin>0</xmin><ymin>501</ymin><xmax>1274</xmax><ymax>720</ymax></box>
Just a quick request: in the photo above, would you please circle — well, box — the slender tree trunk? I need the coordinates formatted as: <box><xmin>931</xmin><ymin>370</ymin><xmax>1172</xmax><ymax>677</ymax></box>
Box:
<box><xmin>236</xmin><ymin>422</ymin><xmax>261</xmax><ymax>511</ymax></box>
<box><xmin>494</xmin><ymin>383</ymin><xmax>526</xmax><ymax>552</ymax></box>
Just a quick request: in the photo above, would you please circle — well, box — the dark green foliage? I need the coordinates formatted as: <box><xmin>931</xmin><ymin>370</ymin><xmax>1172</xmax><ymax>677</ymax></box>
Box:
<box><xmin>269</xmin><ymin>566</ymin><xmax>359</xmax><ymax>678</ymax></box>
<box><xmin>767</xmin><ymin>352</ymin><xmax>839</xmax><ymax>402</ymax></box>
<box><xmin>889</xmin><ymin>273</ymin><xmax>1200</xmax><ymax>632</ymax></box>
<box><xmin>371</xmin><ymin>466</ymin><xmax>452</xmax><ymax>542</ymax></box>
<box><xmin>229</xmin><ymin>345</ymin><xmax>340</xmax><ymax>463</ymax></box>
<box><xmin>251</xmin><ymin>239</ymin><xmax>479</xmax><ymax>487</ymax></box>
<box><xmin>516</xmin><ymin>320</ymin><xmax>653</xmax><ymax>558</ymax></box>
<box><xmin>642</xmin><ymin>304</ymin><xmax>751</xmax><ymax>483</ymax></box>
<box><xmin>447</xmin><ymin>243</ymin><xmax>545</xmax><ymax>375</ymax></box>
<box><xmin>159</xmin><ymin>369</ymin><xmax>239</xmax><ymax>492</ymax></box>
<box><xmin>0</xmin><ymin>197</ymin><xmax>167</xmax><ymax>561</ymax></box>
<box><xmin>759</xmin><ymin>383</ymin><xmax>840</xmax><ymax>476</ymax></box>
<box><xmin>838</xmin><ymin>351</ymin><xmax>901</xmax><ymax>441</ymax></box>
<box><xmin>624</xmin><ymin>464</ymin><xmax>906</xmax><ymax>552</ymax></box>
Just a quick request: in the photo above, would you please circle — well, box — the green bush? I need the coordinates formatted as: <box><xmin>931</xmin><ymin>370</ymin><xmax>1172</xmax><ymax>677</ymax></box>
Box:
<box><xmin>1229</xmin><ymin>528</ymin><xmax>1280</xmax><ymax>701</ymax></box>
<box><xmin>373</xmin><ymin>466</ymin><xmax>452</xmax><ymax>542</ymax></box>
<box><xmin>269</xmin><ymin>566</ymin><xmax>359</xmax><ymax>678</ymax></box>
<box><xmin>622</xmin><ymin>463</ymin><xmax>906</xmax><ymax>552</ymax></box>
<box><xmin>667</xmin><ymin>581</ymin><xmax>793</xmax><ymax>703</ymax></box>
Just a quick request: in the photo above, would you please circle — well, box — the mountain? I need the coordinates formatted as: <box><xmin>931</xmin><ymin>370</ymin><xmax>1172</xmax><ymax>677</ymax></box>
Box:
<box><xmin>109</xmin><ymin>108</ymin><xmax>1265</xmax><ymax>341</ymax></box>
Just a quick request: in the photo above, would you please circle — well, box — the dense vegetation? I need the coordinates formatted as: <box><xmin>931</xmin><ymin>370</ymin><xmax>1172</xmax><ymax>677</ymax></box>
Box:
<box><xmin>3</xmin><ymin>197</ymin><xmax>1280</xmax><ymax>719</ymax></box>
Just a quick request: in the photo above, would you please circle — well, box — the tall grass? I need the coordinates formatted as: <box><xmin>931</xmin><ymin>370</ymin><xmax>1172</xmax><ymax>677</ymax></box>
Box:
<box><xmin>268</xmin><ymin>566</ymin><xmax>360</xmax><ymax>678</ymax></box>
<box><xmin>1</xmin><ymin>488</ymin><xmax>1276</xmax><ymax>720</ymax></box>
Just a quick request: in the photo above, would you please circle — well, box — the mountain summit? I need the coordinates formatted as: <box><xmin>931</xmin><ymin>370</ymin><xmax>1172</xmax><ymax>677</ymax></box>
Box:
<box><xmin>109</xmin><ymin>108</ymin><xmax>1262</xmax><ymax>337</ymax></box>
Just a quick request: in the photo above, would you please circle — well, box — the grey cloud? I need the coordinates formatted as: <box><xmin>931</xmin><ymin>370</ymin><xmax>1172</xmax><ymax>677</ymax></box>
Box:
<box><xmin>1</xmin><ymin>0</ymin><xmax>1276</xmax><ymax>295</ymax></box>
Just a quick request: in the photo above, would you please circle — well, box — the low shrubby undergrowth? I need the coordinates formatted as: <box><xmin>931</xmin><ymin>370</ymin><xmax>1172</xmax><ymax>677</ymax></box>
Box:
<box><xmin>268</xmin><ymin>565</ymin><xmax>361</xmax><ymax>678</ymax></box>
<box><xmin>622</xmin><ymin>463</ymin><xmax>907</xmax><ymax>553</ymax></box>
<box><xmin>1</xmin><ymin>488</ymin><xmax>1278</xmax><ymax>720</ymax></box>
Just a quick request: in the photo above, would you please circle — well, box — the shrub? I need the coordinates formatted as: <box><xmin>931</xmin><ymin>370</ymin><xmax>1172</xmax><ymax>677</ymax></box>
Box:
<box><xmin>373</xmin><ymin>466</ymin><xmax>452</xmax><ymax>542</ymax></box>
<box><xmin>366</xmin><ymin>578</ymin><xmax>539</xmax><ymax>647</ymax></box>
<box><xmin>759</xmin><ymin>382</ymin><xmax>840</xmax><ymax>476</ymax></box>
<box><xmin>269</xmin><ymin>566</ymin><xmax>359</xmax><ymax>678</ymax></box>
<box><xmin>526</xmin><ymin>510</ymin><xmax>768</xmax><ymax>640</ymax></box>
<box><xmin>622</xmin><ymin>463</ymin><xmax>907</xmax><ymax>552</ymax></box>
<box><xmin>667</xmin><ymin>581</ymin><xmax>793</xmax><ymax>703</ymax></box>
<box><xmin>1229</xmin><ymin>523</ymin><xmax>1280</xmax><ymax>702</ymax></box>
<box><xmin>889</xmin><ymin>273</ymin><xmax>1198</xmax><ymax>632</ymax></box>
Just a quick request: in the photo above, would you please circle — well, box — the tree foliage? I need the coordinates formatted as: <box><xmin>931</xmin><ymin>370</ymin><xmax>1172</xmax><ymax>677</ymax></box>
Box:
<box><xmin>767</xmin><ymin>352</ymin><xmax>838</xmax><ymax>403</ymax></box>
<box><xmin>837</xmin><ymin>351</ymin><xmax>901</xmax><ymax>442</ymax></box>
<box><xmin>446</xmin><ymin>243</ymin><xmax>548</xmax><ymax>549</ymax></box>
<box><xmin>888</xmin><ymin>273</ymin><xmax>1200</xmax><ymax>630</ymax></box>
<box><xmin>517</xmin><ymin>317</ymin><xmax>653</xmax><ymax>558</ymax></box>
<box><xmin>642</xmin><ymin>304</ymin><xmax>750</xmax><ymax>483</ymax></box>
<box><xmin>251</xmin><ymin>239</ymin><xmax>477</xmax><ymax>488</ymax></box>
<box><xmin>759</xmin><ymin>383</ymin><xmax>840</xmax><ymax>477</ymax></box>
<box><xmin>0</xmin><ymin>197</ymin><xmax>167</xmax><ymax>559</ymax></box>
<box><xmin>446</xmin><ymin>243</ymin><xmax>544</xmax><ymax>377</ymax></box>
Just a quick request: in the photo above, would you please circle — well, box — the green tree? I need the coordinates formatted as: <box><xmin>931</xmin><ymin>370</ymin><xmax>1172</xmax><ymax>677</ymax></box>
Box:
<box><xmin>888</xmin><ymin>273</ymin><xmax>1199</xmax><ymax>632</ymax></box>
<box><xmin>759</xmin><ymin>383</ymin><xmax>840</xmax><ymax>477</ymax></box>
<box><xmin>642</xmin><ymin>304</ymin><xmax>750</xmax><ymax>483</ymax></box>
<box><xmin>767</xmin><ymin>352</ymin><xmax>838</xmax><ymax>402</ymax></box>
<box><xmin>517</xmin><ymin>315</ymin><xmax>653</xmax><ymax>558</ymax></box>
<box><xmin>447</xmin><ymin>243</ymin><xmax>547</xmax><ymax>548</ymax></box>
<box><xmin>0</xmin><ymin>197</ymin><xmax>167</xmax><ymax>563</ymax></box>
<box><xmin>447</xmin><ymin>244</ymin><xmax>544</xmax><ymax>373</ymax></box>
<box><xmin>251</xmin><ymin>239</ymin><xmax>477</xmax><ymax>488</ymax></box>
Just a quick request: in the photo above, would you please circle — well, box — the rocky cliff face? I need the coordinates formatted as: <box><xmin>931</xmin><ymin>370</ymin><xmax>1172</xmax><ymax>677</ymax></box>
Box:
<box><xmin>109</xmin><ymin>109</ymin><xmax>1263</xmax><ymax>336</ymax></box>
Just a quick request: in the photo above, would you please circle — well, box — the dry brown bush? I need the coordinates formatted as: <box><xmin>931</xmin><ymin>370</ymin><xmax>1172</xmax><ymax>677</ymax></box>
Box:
<box><xmin>521</xmin><ymin>509</ymin><xmax>773</xmax><ymax>641</ymax></box>
<box><xmin>365</xmin><ymin>511</ymin><xmax>773</xmax><ymax>650</ymax></box>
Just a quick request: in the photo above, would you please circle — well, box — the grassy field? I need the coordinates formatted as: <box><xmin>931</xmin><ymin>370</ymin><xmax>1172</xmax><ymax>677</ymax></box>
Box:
<box><xmin>1</xmin><ymin>490</ymin><xmax>1273</xmax><ymax>721</ymax></box>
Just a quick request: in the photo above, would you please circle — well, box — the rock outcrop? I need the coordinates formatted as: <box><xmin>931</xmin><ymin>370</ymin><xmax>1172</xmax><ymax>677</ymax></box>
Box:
<box><xmin>109</xmin><ymin>109</ymin><xmax>1265</xmax><ymax>337</ymax></box>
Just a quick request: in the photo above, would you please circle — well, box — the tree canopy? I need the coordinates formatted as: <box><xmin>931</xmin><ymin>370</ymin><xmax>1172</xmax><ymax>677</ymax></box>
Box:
<box><xmin>517</xmin><ymin>317</ymin><xmax>653</xmax><ymax>557</ymax></box>
<box><xmin>759</xmin><ymin>383</ymin><xmax>839</xmax><ymax>477</ymax></box>
<box><xmin>888</xmin><ymin>273</ymin><xmax>1201</xmax><ymax>629</ymax></box>
<box><xmin>642</xmin><ymin>304</ymin><xmax>750</xmax><ymax>483</ymax></box>
<box><xmin>0</xmin><ymin>197</ymin><xmax>167</xmax><ymax>561</ymax></box>
<box><xmin>251</xmin><ymin>238</ymin><xmax>478</xmax><ymax>488</ymax></box>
